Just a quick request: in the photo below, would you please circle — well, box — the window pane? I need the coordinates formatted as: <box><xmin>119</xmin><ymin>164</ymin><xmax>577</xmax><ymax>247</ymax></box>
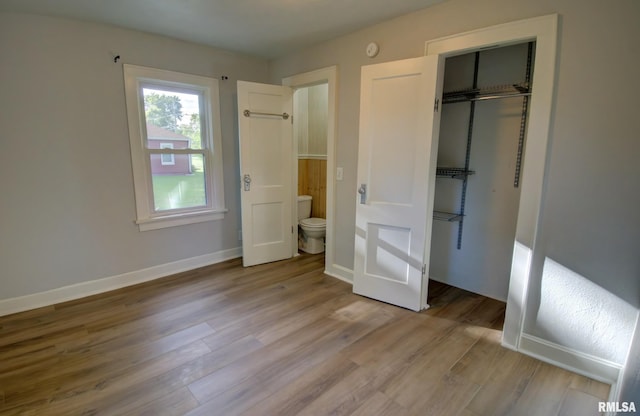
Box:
<box><xmin>151</xmin><ymin>154</ymin><xmax>207</xmax><ymax>211</ymax></box>
<box><xmin>142</xmin><ymin>87</ymin><xmax>203</xmax><ymax>150</ymax></box>
<box><xmin>159</xmin><ymin>143</ymin><xmax>175</xmax><ymax>165</ymax></box>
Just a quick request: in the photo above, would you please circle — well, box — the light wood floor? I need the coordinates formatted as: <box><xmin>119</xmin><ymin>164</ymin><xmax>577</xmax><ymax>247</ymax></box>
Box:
<box><xmin>0</xmin><ymin>253</ymin><xmax>610</xmax><ymax>415</ymax></box>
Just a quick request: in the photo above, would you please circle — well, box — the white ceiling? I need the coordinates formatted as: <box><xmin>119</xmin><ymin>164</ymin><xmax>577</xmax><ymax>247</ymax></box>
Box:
<box><xmin>0</xmin><ymin>0</ymin><xmax>445</xmax><ymax>58</ymax></box>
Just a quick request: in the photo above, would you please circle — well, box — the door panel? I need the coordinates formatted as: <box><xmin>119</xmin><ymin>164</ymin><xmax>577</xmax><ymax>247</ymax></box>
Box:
<box><xmin>365</xmin><ymin>224</ymin><xmax>412</xmax><ymax>283</ymax></box>
<box><xmin>353</xmin><ymin>56</ymin><xmax>444</xmax><ymax>311</ymax></box>
<box><xmin>368</xmin><ymin>74</ymin><xmax>420</xmax><ymax>205</ymax></box>
<box><xmin>237</xmin><ymin>81</ymin><xmax>293</xmax><ymax>267</ymax></box>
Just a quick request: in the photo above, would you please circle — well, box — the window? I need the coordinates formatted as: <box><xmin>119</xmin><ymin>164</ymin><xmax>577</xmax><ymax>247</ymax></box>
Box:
<box><xmin>159</xmin><ymin>143</ymin><xmax>175</xmax><ymax>165</ymax></box>
<box><xmin>123</xmin><ymin>65</ymin><xmax>226</xmax><ymax>231</ymax></box>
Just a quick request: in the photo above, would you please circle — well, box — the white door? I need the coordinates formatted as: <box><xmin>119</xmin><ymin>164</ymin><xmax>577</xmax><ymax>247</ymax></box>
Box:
<box><xmin>237</xmin><ymin>81</ymin><xmax>294</xmax><ymax>267</ymax></box>
<box><xmin>353</xmin><ymin>56</ymin><xmax>444</xmax><ymax>311</ymax></box>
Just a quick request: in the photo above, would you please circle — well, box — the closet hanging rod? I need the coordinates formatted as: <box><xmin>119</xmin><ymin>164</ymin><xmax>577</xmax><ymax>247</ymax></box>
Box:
<box><xmin>471</xmin><ymin>92</ymin><xmax>531</xmax><ymax>101</ymax></box>
<box><xmin>443</xmin><ymin>91</ymin><xmax>531</xmax><ymax>104</ymax></box>
<box><xmin>243</xmin><ymin>109</ymin><xmax>289</xmax><ymax>120</ymax></box>
<box><xmin>442</xmin><ymin>83</ymin><xmax>531</xmax><ymax>104</ymax></box>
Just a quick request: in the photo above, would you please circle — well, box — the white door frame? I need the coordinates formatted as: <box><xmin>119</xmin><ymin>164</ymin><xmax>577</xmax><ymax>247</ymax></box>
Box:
<box><xmin>424</xmin><ymin>14</ymin><xmax>558</xmax><ymax>350</ymax></box>
<box><xmin>283</xmin><ymin>66</ymin><xmax>337</xmax><ymax>274</ymax></box>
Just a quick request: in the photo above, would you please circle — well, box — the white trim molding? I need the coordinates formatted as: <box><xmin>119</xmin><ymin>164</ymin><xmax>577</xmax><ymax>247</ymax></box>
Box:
<box><xmin>297</xmin><ymin>154</ymin><xmax>327</xmax><ymax>160</ymax></box>
<box><xmin>519</xmin><ymin>333</ymin><xmax>623</xmax><ymax>402</ymax></box>
<box><xmin>0</xmin><ymin>247</ymin><xmax>242</xmax><ymax>317</ymax></box>
<box><xmin>324</xmin><ymin>264</ymin><xmax>354</xmax><ymax>284</ymax></box>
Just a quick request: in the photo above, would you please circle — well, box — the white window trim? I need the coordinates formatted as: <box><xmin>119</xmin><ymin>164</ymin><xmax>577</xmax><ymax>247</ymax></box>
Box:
<box><xmin>123</xmin><ymin>65</ymin><xmax>226</xmax><ymax>231</ymax></box>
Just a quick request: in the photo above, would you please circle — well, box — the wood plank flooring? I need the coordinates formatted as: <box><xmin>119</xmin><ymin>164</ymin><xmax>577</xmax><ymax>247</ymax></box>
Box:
<box><xmin>0</xmin><ymin>254</ymin><xmax>610</xmax><ymax>415</ymax></box>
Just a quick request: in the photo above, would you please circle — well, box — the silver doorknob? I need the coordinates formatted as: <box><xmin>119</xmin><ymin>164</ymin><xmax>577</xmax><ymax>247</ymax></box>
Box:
<box><xmin>358</xmin><ymin>184</ymin><xmax>367</xmax><ymax>204</ymax></box>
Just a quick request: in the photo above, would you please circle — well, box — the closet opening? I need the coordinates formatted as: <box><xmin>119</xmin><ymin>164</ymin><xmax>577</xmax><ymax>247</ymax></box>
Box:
<box><xmin>429</xmin><ymin>41</ymin><xmax>536</xmax><ymax>305</ymax></box>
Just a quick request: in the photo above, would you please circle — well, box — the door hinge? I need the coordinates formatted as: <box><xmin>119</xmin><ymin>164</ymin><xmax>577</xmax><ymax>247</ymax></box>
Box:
<box><xmin>292</xmin><ymin>226</ymin><xmax>294</xmax><ymax>233</ymax></box>
<box><xmin>421</xmin><ymin>264</ymin><xmax>427</xmax><ymax>276</ymax></box>
<box><xmin>434</xmin><ymin>98</ymin><xmax>440</xmax><ymax>112</ymax></box>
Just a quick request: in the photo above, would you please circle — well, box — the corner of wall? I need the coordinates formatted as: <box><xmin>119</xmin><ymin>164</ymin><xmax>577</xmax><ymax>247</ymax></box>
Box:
<box><xmin>324</xmin><ymin>264</ymin><xmax>353</xmax><ymax>285</ymax></box>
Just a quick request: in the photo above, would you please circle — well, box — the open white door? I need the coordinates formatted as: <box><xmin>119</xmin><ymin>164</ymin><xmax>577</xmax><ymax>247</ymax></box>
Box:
<box><xmin>237</xmin><ymin>81</ymin><xmax>293</xmax><ymax>267</ymax></box>
<box><xmin>353</xmin><ymin>56</ymin><xmax>444</xmax><ymax>311</ymax></box>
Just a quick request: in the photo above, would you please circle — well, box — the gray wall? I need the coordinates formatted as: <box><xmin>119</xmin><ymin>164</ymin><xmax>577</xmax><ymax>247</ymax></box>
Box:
<box><xmin>269</xmin><ymin>0</ymin><xmax>640</xmax><ymax>366</ymax></box>
<box><xmin>0</xmin><ymin>13</ymin><xmax>269</xmax><ymax>300</ymax></box>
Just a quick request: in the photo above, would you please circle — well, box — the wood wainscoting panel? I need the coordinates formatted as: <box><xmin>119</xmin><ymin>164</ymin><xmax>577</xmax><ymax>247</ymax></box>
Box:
<box><xmin>298</xmin><ymin>158</ymin><xmax>326</xmax><ymax>219</ymax></box>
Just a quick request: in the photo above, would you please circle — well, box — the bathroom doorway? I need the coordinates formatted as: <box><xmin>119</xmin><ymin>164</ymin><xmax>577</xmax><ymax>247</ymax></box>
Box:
<box><xmin>283</xmin><ymin>67</ymin><xmax>337</xmax><ymax>274</ymax></box>
<box><xmin>295</xmin><ymin>83</ymin><xmax>328</xmax><ymax>255</ymax></box>
<box><xmin>295</xmin><ymin>83</ymin><xmax>328</xmax><ymax>220</ymax></box>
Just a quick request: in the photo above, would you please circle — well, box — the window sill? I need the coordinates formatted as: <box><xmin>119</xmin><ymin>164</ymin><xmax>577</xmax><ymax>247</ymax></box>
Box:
<box><xmin>136</xmin><ymin>208</ymin><xmax>227</xmax><ymax>231</ymax></box>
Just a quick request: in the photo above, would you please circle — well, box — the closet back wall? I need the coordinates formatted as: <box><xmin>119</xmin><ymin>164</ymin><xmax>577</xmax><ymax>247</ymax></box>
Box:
<box><xmin>430</xmin><ymin>44</ymin><xmax>531</xmax><ymax>302</ymax></box>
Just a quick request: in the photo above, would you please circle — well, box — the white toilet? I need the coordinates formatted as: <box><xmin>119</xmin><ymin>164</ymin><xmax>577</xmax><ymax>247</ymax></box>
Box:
<box><xmin>297</xmin><ymin>195</ymin><xmax>326</xmax><ymax>254</ymax></box>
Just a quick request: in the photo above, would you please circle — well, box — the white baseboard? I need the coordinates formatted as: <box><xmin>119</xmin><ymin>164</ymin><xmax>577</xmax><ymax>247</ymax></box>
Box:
<box><xmin>519</xmin><ymin>333</ymin><xmax>622</xmax><ymax>386</ymax></box>
<box><xmin>324</xmin><ymin>264</ymin><xmax>353</xmax><ymax>284</ymax></box>
<box><xmin>0</xmin><ymin>247</ymin><xmax>242</xmax><ymax>317</ymax></box>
